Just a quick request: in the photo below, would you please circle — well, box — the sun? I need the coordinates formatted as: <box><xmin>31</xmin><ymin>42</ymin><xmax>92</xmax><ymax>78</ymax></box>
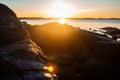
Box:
<box><xmin>58</xmin><ymin>18</ymin><xmax>66</xmax><ymax>24</ymax></box>
<box><xmin>48</xmin><ymin>0</ymin><xmax>75</xmax><ymax>18</ymax></box>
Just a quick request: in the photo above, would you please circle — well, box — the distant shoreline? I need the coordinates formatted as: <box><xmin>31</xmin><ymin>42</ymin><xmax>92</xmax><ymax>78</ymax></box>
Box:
<box><xmin>19</xmin><ymin>17</ymin><xmax>120</xmax><ymax>20</ymax></box>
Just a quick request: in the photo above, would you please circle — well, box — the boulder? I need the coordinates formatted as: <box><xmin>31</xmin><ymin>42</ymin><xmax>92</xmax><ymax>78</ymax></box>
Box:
<box><xmin>0</xmin><ymin>3</ymin><xmax>57</xmax><ymax>80</ymax></box>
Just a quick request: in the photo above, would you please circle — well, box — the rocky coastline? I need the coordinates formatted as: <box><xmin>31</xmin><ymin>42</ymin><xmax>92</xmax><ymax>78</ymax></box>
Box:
<box><xmin>24</xmin><ymin>21</ymin><xmax>120</xmax><ymax>80</ymax></box>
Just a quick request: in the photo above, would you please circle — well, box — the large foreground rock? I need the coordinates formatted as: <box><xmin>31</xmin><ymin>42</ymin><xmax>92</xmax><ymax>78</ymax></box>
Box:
<box><xmin>0</xmin><ymin>40</ymin><xmax>47</xmax><ymax>80</ymax></box>
<box><xmin>0</xmin><ymin>3</ymin><xmax>57</xmax><ymax>80</ymax></box>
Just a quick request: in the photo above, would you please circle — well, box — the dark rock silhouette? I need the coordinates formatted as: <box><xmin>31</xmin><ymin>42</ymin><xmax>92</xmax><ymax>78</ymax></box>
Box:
<box><xmin>0</xmin><ymin>3</ymin><xmax>58</xmax><ymax>80</ymax></box>
<box><xmin>0</xmin><ymin>3</ymin><xmax>16</xmax><ymax>17</ymax></box>
<box><xmin>0</xmin><ymin>3</ymin><xmax>30</xmax><ymax>46</ymax></box>
<box><xmin>101</xmin><ymin>27</ymin><xmax>120</xmax><ymax>39</ymax></box>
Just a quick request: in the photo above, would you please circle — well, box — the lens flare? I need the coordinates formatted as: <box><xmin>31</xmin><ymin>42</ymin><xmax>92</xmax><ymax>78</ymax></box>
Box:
<box><xmin>44</xmin><ymin>62</ymin><xmax>58</xmax><ymax>74</ymax></box>
<box><xmin>48</xmin><ymin>66</ymin><xmax>54</xmax><ymax>73</ymax></box>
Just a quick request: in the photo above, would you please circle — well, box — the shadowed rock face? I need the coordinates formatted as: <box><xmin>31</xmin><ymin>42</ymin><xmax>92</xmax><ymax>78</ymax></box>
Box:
<box><xmin>0</xmin><ymin>3</ymin><xmax>57</xmax><ymax>80</ymax></box>
<box><xmin>25</xmin><ymin>21</ymin><xmax>120</xmax><ymax>80</ymax></box>
<box><xmin>0</xmin><ymin>3</ymin><xmax>30</xmax><ymax>46</ymax></box>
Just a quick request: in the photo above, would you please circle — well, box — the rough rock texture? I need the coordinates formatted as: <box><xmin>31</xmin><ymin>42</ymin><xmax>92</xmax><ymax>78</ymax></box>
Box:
<box><xmin>0</xmin><ymin>40</ymin><xmax>47</xmax><ymax>80</ymax></box>
<box><xmin>0</xmin><ymin>3</ymin><xmax>57</xmax><ymax>80</ymax></box>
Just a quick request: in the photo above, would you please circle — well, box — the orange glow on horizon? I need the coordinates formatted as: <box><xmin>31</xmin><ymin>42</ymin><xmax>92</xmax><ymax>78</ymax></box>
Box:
<box><xmin>2</xmin><ymin>0</ymin><xmax>119</xmax><ymax>18</ymax></box>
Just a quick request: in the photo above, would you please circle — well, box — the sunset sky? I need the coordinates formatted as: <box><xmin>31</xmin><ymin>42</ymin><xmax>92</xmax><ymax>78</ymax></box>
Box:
<box><xmin>0</xmin><ymin>0</ymin><xmax>120</xmax><ymax>18</ymax></box>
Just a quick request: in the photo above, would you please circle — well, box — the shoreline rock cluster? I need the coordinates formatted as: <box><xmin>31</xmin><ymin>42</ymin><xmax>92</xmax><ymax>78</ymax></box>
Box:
<box><xmin>24</xmin><ymin>21</ymin><xmax>120</xmax><ymax>80</ymax></box>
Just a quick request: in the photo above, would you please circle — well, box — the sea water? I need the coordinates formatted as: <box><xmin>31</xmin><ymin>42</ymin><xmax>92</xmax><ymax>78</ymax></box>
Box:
<box><xmin>20</xmin><ymin>19</ymin><xmax>120</xmax><ymax>29</ymax></box>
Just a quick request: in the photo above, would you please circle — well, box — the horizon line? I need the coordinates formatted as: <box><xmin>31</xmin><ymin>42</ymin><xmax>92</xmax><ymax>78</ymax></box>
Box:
<box><xmin>19</xmin><ymin>17</ymin><xmax>120</xmax><ymax>20</ymax></box>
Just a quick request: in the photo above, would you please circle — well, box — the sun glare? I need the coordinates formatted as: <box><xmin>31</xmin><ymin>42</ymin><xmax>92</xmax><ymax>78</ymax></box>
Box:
<box><xmin>48</xmin><ymin>0</ymin><xmax>75</xmax><ymax>18</ymax></box>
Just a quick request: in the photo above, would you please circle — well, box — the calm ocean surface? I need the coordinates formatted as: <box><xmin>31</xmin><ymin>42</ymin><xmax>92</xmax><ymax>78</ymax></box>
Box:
<box><xmin>20</xmin><ymin>19</ymin><xmax>120</xmax><ymax>29</ymax></box>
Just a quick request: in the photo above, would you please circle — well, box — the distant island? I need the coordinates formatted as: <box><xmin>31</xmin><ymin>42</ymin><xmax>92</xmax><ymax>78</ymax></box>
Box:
<box><xmin>19</xmin><ymin>17</ymin><xmax>120</xmax><ymax>20</ymax></box>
